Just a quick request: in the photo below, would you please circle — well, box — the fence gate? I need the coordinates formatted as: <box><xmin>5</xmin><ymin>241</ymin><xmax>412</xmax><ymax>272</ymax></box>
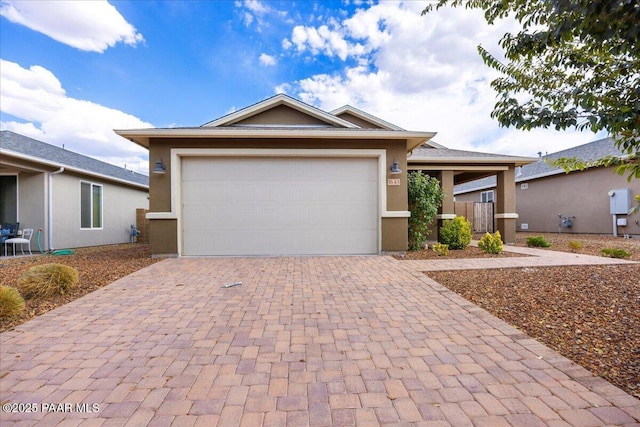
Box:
<box><xmin>473</xmin><ymin>202</ymin><xmax>494</xmax><ymax>233</ymax></box>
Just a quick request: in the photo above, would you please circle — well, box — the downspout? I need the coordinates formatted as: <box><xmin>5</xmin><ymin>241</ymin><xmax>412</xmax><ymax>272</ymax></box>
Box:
<box><xmin>48</xmin><ymin>167</ymin><xmax>64</xmax><ymax>251</ymax></box>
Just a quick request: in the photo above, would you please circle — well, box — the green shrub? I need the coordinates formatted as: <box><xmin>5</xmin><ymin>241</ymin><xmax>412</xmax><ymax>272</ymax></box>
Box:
<box><xmin>0</xmin><ymin>285</ymin><xmax>26</xmax><ymax>320</ymax></box>
<box><xmin>478</xmin><ymin>231</ymin><xmax>503</xmax><ymax>254</ymax></box>
<box><xmin>17</xmin><ymin>263</ymin><xmax>79</xmax><ymax>299</ymax></box>
<box><xmin>408</xmin><ymin>172</ymin><xmax>445</xmax><ymax>251</ymax></box>
<box><xmin>526</xmin><ymin>236</ymin><xmax>551</xmax><ymax>248</ymax></box>
<box><xmin>568</xmin><ymin>240</ymin><xmax>583</xmax><ymax>252</ymax></box>
<box><xmin>601</xmin><ymin>248</ymin><xmax>631</xmax><ymax>259</ymax></box>
<box><xmin>439</xmin><ymin>216</ymin><xmax>472</xmax><ymax>250</ymax></box>
<box><xmin>432</xmin><ymin>243</ymin><xmax>449</xmax><ymax>256</ymax></box>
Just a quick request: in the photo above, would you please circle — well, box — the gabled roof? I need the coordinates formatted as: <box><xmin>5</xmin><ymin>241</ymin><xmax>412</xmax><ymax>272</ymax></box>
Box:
<box><xmin>330</xmin><ymin>105</ymin><xmax>404</xmax><ymax>130</ymax></box>
<box><xmin>454</xmin><ymin>137</ymin><xmax>623</xmax><ymax>194</ymax></box>
<box><xmin>518</xmin><ymin>137</ymin><xmax>623</xmax><ymax>179</ymax></box>
<box><xmin>0</xmin><ymin>130</ymin><xmax>149</xmax><ymax>189</ymax></box>
<box><xmin>116</xmin><ymin>94</ymin><xmax>438</xmax><ymax>152</ymax></box>
<box><xmin>202</xmin><ymin>93</ymin><xmax>359</xmax><ymax>129</ymax></box>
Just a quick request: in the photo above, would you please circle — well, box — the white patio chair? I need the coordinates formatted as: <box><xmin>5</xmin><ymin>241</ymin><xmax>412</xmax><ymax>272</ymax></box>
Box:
<box><xmin>4</xmin><ymin>228</ymin><xmax>34</xmax><ymax>257</ymax></box>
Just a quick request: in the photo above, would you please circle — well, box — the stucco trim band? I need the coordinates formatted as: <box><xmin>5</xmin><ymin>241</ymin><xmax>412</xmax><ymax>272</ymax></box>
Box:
<box><xmin>382</xmin><ymin>211</ymin><xmax>410</xmax><ymax>218</ymax></box>
<box><xmin>436</xmin><ymin>214</ymin><xmax>457</xmax><ymax>220</ymax></box>
<box><xmin>495</xmin><ymin>213</ymin><xmax>519</xmax><ymax>219</ymax></box>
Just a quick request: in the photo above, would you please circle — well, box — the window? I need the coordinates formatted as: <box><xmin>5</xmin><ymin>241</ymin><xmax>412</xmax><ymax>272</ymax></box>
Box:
<box><xmin>0</xmin><ymin>175</ymin><xmax>18</xmax><ymax>224</ymax></box>
<box><xmin>81</xmin><ymin>182</ymin><xmax>102</xmax><ymax>229</ymax></box>
<box><xmin>481</xmin><ymin>190</ymin><xmax>494</xmax><ymax>203</ymax></box>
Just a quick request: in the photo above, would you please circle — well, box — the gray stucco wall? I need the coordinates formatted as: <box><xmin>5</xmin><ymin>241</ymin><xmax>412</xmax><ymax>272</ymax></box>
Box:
<box><xmin>18</xmin><ymin>172</ymin><xmax>47</xmax><ymax>249</ymax></box>
<box><xmin>455</xmin><ymin>167</ymin><xmax>640</xmax><ymax>236</ymax></box>
<box><xmin>50</xmin><ymin>173</ymin><xmax>148</xmax><ymax>250</ymax></box>
<box><xmin>516</xmin><ymin>167</ymin><xmax>639</xmax><ymax>235</ymax></box>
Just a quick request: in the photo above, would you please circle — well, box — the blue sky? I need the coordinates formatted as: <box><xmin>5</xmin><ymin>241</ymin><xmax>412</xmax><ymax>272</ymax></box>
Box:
<box><xmin>1</xmin><ymin>0</ymin><xmax>604</xmax><ymax>174</ymax></box>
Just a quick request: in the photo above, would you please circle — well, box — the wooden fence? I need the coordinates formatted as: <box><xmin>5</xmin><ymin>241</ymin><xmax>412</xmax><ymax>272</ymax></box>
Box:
<box><xmin>473</xmin><ymin>202</ymin><xmax>494</xmax><ymax>233</ymax></box>
<box><xmin>454</xmin><ymin>201</ymin><xmax>494</xmax><ymax>233</ymax></box>
<box><xmin>135</xmin><ymin>208</ymin><xmax>150</xmax><ymax>244</ymax></box>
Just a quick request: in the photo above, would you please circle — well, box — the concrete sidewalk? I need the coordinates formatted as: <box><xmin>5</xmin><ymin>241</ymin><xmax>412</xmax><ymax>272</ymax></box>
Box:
<box><xmin>1</xmin><ymin>253</ymin><xmax>638</xmax><ymax>426</ymax></box>
<box><xmin>404</xmin><ymin>242</ymin><xmax>638</xmax><ymax>271</ymax></box>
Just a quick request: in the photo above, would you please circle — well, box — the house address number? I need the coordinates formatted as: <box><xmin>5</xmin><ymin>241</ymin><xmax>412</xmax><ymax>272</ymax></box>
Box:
<box><xmin>387</xmin><ymin>179</ymin><xmax>401</xmax><ymax>186</ymax></box>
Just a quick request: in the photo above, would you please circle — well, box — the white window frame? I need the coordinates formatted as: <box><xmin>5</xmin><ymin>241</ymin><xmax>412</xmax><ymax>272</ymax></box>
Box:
<box><xmin>481</xmin><ymin>190</ymin><xmax>494</xmax><ymax>203</ymax></box>
<box><xmin>80</xmin><ymin>181</ymin><xmax>103</xmax><ymax>230</ymax></box>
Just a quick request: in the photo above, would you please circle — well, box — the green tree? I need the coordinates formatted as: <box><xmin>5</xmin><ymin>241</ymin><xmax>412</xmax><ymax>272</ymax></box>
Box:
<box><xmin>423</xmin><ymin>0</ymin><xmax>639</xmax><ymax>180</ymax></box>
<box><xmin>408</xmin><ymin>172</ymin><xmax>444</xmax><ymax>251</ymax></box>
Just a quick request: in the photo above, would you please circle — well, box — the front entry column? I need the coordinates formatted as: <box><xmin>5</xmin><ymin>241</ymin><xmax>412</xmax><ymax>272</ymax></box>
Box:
<box><xmin>436</xmin><ymin>170</ymin><xmax>455</xmax><ymax>242</ymax></box>
<box><xmin>496</xmin><ymin>166</ymin><xmax>518</xmax><ymax>243</ymax></box>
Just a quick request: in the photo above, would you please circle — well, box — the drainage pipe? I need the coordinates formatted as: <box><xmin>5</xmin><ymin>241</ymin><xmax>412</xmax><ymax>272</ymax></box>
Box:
<box><xmin>48</xmin><ymin>167</ymin><xmax>64</xmax><ymax>251</ymax></box>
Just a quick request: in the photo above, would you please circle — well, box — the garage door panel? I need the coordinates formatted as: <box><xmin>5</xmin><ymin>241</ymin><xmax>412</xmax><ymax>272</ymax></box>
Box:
<box><xmin>182</xmin><ymin>157</ymin><xmax>379</xmax><ymax>256</ymax></box>
<box><xmin>184</xmin><ymin>180</ymin><xmax>376</xmax><ymax>204</ymax></box>
<box><xmin>184</xmin><ymin>205</ymin><xmax>376</xmax><ymax>231</ymax></box>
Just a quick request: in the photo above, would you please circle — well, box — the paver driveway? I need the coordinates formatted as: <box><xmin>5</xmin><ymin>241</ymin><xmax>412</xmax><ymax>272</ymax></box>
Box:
<box><xmin>1</xmin><ymin>255</ymin><xmax>639</xmax><ymax>426</ymax></box>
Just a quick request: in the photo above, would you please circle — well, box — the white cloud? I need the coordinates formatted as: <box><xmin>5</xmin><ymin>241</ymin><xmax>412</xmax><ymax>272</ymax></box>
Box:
<box><xmin>236</xmin><ymin>0</ymin><xmax>287</xmax><ymax>31</ymax></box>
<box><xmin>244</xmin><ymin>0</ymin><xmax>269</xmax><ymax>15</ymax></box>
<box><xmin>280</xmin><ymin>2</ymin><xmax>603</xmax><ymax>158</ymax></box>
<box><xmin>259</xmin><ymin>53</ymin><xmax>277</xmax><ymax>66</ymax></box>
<box><xmin>0</xmin><ymin>0</ymin><xmax>144</xmax><ymax>53</ymax></box>
<box><xmin>287</xmin><ymin>22</ymin><xmax>370</xmax><ymax>61</ymax></box>
<box><xmin>0</xmin><ymin>60</ymin><xmax>152</xmax><ymax>174</ymax></box>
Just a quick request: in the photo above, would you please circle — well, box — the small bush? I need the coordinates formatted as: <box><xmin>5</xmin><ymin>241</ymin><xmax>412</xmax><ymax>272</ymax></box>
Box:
<box><xmin>17</xmin><ymin>263</ymin><xmax>79</xmax><ymax>299</ymax></box>
<box><xmin>439</xmin><ymin>216</ymin><xmax>472</xmax><ymax>250</ymax></box>
<box><xmin>601</xmin><ymin>248</ymin><xmax>631</xmax><ymax>259</ymax></box>
<box><xmin>526</xmin><ymin>236</ymin><xmax>551</xmax><ymax>248</ymax></box>
<box><xmin>568</xmin><ymin>240</ymin><xmax>583</xmax><ymax>252</ymax></box>
<box><xmin>432</xmin><ymin>243</ymin><xmax>449</xmax><ymax>256</ymax></box>
<box><xmin>478</xmin><ymin>231</ymin><xmax>503</xmax><ymax>254</ymax></box>
<box><xmin>0</xmin><ymin>286</ymin><xmax>26</xmax><ymax>320</ymax></box>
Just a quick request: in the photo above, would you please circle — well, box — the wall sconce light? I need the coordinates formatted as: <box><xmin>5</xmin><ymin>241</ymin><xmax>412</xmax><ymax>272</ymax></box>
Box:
<box><xmin>390</xmin><ymin>159</ymin><xmax>402</xmax><ymax>175</ymax></box>
<box><xmin>152</xmin><ymin>158</ymin><xmax>166</xmax><ymax>174</ymax></box>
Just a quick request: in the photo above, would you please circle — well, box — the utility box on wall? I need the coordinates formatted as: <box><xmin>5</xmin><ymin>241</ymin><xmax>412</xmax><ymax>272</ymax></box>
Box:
<box><xmin>609</xmin><ymin>188</ymin><xmax>632</xmax><ymax>214</ymax></box>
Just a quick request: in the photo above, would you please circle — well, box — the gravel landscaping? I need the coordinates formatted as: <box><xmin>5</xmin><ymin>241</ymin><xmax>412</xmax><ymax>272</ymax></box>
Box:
<box><xmin>422</xmin><ymin>233</ymin><xmax>639</xmax><ymax>399</ymax></box>
<box><xmin>0</xmin><ymin>244</ymin><xmax>160</xmax><ymax>332</ymax></box>
<box><xmin>1</xmin><ymin>234</ymin><xmax>638</xmax><ymax>399</ymax></box>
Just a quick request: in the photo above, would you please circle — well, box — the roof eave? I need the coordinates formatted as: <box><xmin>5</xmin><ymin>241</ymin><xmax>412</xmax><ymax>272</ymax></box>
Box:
<box><xmin>409</xmin><ymin>156</ymin><xmax>537</xmax><ymax>167</ymax></box>
<box><xmin>1</xmin><ymin>148</ymin><xmax>149</xmax><ymax>190</ymax></box>
<box><xmin>115</xmin><ymin>128</ymin><xmax>437</xmax><ymax>153</ymax></box>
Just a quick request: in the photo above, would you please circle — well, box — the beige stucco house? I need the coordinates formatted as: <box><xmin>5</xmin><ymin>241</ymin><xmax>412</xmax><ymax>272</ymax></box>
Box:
<box><xmin>455</xmin><ymin>137</ymin><xmax>640</xmax><ymax>236</ymax></box>
<box><xmin>0</xmin><ymin>131</ymin><xmax>149</xmax><ymax>252</ymax></box>
<box><xmin>116</xmin><ymin>94</ymin><xmax>534</xmax><ymax>257</ymax></box>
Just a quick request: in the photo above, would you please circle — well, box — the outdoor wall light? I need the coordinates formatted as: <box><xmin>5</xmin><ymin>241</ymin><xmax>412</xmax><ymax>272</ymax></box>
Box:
<box><xmin>390</xmin><ymin>159</ymin><xmax>402</xmax><ymax>175</ymax></box>
<box><xmin>152</xmin><ymin>158</ymin><xmax>166</xmax><ymax>174</ymax></box>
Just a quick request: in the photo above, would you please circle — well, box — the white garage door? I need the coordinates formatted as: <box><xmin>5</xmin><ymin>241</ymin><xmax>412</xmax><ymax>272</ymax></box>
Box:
<box><xmin>181</xmin><ymin>157</ymin><xmax>379</xmax><ymax>256</ymax></box>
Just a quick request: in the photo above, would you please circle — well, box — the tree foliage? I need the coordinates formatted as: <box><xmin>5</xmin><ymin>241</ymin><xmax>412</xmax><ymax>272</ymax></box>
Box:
<box><xmin>423</xmin><ymin>0</ymin><xmax>640</xmax><ymax>180</ymax></box>
<box><xmin>408</xmin><ymin>172</ymin><xmax>444</xmax><ymax>251</ymax></box>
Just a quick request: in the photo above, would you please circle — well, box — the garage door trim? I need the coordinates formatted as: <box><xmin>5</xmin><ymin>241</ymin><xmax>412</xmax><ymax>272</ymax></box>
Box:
<box><xmin>166</xmin><ymin>148</ymin><xmax>396</xmax><ymax>256</ymax></box>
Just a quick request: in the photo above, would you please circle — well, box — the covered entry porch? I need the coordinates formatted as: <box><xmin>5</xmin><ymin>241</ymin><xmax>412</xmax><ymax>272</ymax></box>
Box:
<box><xmin>408</xmin><ymin>146</ymin><xmax>535</xmax><ymax>244</ymax></box>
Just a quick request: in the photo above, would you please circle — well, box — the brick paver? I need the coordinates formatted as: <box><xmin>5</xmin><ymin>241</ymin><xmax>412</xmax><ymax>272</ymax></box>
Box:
<box><xmin>1</xmin><ymin>248</ymin><xmax>638</xmax><ymax>425</ymax></box>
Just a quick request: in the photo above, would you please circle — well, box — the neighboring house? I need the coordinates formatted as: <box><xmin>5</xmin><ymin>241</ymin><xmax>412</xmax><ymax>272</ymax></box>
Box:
<box><xmin>116</xmin><ymin>94</ymin><xmax>533</xmax><ymax>257</ymax></box>
<box><xmin>0</xmin><ymin>131</ymin><xmax>149</xmax><ymax>251</ymax></box>
<box><xmin>455</xmin><ymin>137</ymin><xmax>640</xmax><ymax>236</ymax></box>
